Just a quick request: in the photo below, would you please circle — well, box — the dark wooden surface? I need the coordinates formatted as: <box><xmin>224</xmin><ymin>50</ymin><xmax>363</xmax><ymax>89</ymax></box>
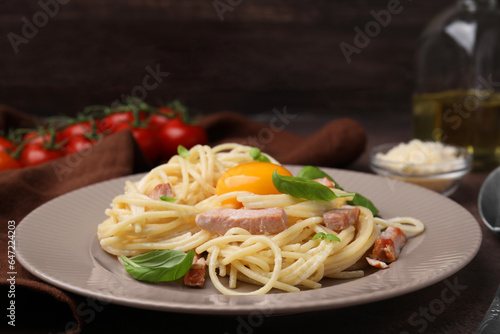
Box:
<box><xmin>1</xmin><ymin>0</ymin><xmax>455</xmax><ymax>117</ymax></box>
<box><xmin>5</xmin><ymin>111</ymin><xmax>499</xmax><ymax>334</ymax></box>
<box><xmin>4</xmin><ymin>1</ymin><xmax>499</xmax><ymax>333</ymax></box>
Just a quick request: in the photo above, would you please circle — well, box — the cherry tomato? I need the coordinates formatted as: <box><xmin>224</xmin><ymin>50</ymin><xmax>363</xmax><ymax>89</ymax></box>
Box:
<box><xmin>158</xmin><ymin>106</ymin><xmax>175</xmax><ymax>117</ymax></box>
<box><xmin>0</xmin><ymin>137</ymin><xmax>15</xmax><ymax>152</ymax></box>
<box><xmin>148</xmin><ymin>114</ymin><xmax>169</xmax><ymax>130</ymax></box>
<box><xmin>23</xmin><ymin>131</ymin><xmax>63</xmax><ymax>147</ymax></box>
<box><xmin>99</xmin><ymin>112</ymin><xmax>147</xmax><ymax>134</ymax></box>
<box><xmin>103</xmin><ymin>112</ymin><xmax>134</xmax><ymax>126</ymax></box>
<box><xmin>216</xmin><ymin>162</ymin><xmax>293</xmax><ymax>206</ymax></box>
<box><xmin>113</xmin><ymin>123</ymin><xmax>159</xmax><ymax>163</ymax></box>
<box><xmin>157</xmin><ymin>118</ymin><xmax>208</xmax><ymax>160</ymax></box>
<box><xmin>66</xmin><ymin>136</ymin><xmax>96</xmax><ymax>155</ymax></box>
<box><xmin>147</xmin><ymin>106</ymin><xmax>175</xmax><ymax>129</ymax></box>
<box><xmin>20</xmin><ymin>144</ymin><xmax>64</xmax><ymax>166</ymax></box>
<box><xmin>61</xmin><ymin>121</ymin><xmax>96</xmax><ymax>140</ymax></box>
<box><xmin>0</xmin><ymin>151</ymin><xmax>22</xmax><ymax>171</ymax></box>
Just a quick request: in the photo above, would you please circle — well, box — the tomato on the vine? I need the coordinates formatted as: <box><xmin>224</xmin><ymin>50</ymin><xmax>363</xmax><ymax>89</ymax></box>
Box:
<box><xmin>0</xmin><ymin>137</ymin><xmax>15</xmax><ymax>152</ymax></box>
<box><xmin>147</xmin><ymin>106</ymin><xmax>175</xmax><ymax>130</ymax></box>
<box><xmin>158</xmin><ymin>106</ymin><xmax>175</xmax><ymax>117</ymax></box>
<box><xmin>2</xmin><ymin>99</ymin><xmax>207</xmax><ymax>168</ymax></box>
<box><xmin>20</xmin><ymin>144</ymin><xmax>64</xmax><ymax>166</ymax></box>
<box><xmin>0</xmin><ymin>151</ymin><xmax>21</xmax><ymax>171</ymax></box>
<box><xmin>113</xmin><ymin>123</ymin><xmax>159</xmax><ymax>163</ymax></box>
<box><xmin>157</xmin><ymin>118</ymin><xmax>207</xmax><ymax>160</ymax></box>
<box><xmin>66</xmin><ymin>136</ymin><xmax>97</xmax><ymax>155</ymax></box>
<box><xmin>23</xmin><ymin>131</ymin><xmax>63</xmax><ymax>148</ymax></box>
<box><xmin>100</xmin><ymin>112</ymin><xmax>134</xmax><ymax>132</ymax></box>
<box><xmin>59</xmin><ymin>118</ymin><xmax>102</xmax><ymax>155</ymax></box>
<box><xmin>99</xmin><ymin>112</ymin><xmax>147</xmax><ymax>134</ymax></box>
<box><xmin>61</xmin><ymin>120</ymin><xmax>96</xmax><ymax>140</ymax></box>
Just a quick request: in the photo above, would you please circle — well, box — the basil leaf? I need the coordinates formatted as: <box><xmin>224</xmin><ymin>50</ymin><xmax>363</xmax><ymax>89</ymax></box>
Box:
<box><xmin>249</xmin><ymin>147</ymin><xmax>271</xmax><ymax>163</ymax></box>
<box><xmin>178</xmin><ymin>145</ymin><xmax>190</xmax><ymax>158</ymax></box>
<box><xmin>160</xmin><ymin>196</ymin><xmax>176</xmax><ymax>202</ymax></box>
<box><xmin>312</xmin><ymin>232</ymin><xmax>325</xmax><ymax>240</ymax></box>
<box><xmin>249</xmin><ymin>147</ymin><xmax>261</xmax><ymax>160</ymax></box>
<box><xmin>312</xmin><ymin>232</ymin><xmax>340</xmax><ymax>242</ymax></box>
<box><xmin>325</xmin><ymin>234</ymin><xmax>341</xmax><ymax>242</ymax></box>
<box><xmin>272</xmin><ymin>171</ymin><xmax>353</xmax><ymax>201</ymax></box>
<box><xmin>297</xmin><ymin>166</ymin><xmax>343</xmax><ymax>190</ymax></box>
<box><xmin>121</xmin><ymin>249</ymin><xmax>195</xmax><ymax>283</ymax></box>
<box><xmin>297</xmin><ymin>166</ymin><xmax>379</xmax><ymax>216</ymax></box>
<box><xmin>347</xmin><ymin>194</ymin><xmax>379</xmax><ymax>216</ymax></box>
<box><xmin>297</xmin><ymin>166</ymin><xmax>331</xmax><ymax>181</ymax></box>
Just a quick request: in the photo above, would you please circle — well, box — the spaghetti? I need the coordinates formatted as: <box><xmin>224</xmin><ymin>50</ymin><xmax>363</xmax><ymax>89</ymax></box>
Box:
<box><xmin>97</xmin><ymin>143</ymin><xmax>424</xmax><ymax>295</ymax></box>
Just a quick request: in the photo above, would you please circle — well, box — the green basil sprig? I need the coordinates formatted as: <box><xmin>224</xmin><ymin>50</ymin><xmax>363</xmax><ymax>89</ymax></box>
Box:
<box><xmin>177</xmin><ymin>145</ymin><xmax>190</xmax><ymax>158</ymax></box>
<box><xmin>160</xmin><ymin>196</ymin><xmax>176</xmax><ymax>202</ymax></box>
<box><xmin>121</xmin><ymin>249</ymin><xmax>195</xmax><ymax>283</ymax></box>
<box><xmin>297</xmin><ymin>165</ymin><xmax>341</xmax><ymax>189</ymax></box>
<box><xmin>272</xmin><ymin>170</ymin><xmax>354</xmax><ymax>202</ymax></box>
<box><xmin>312</xmin><ymin>232</ymin><xmax>341</xmax><ymax>242</ymax></box>
<box><xmin>348</xmin><ymin>193</ymin><xmax>378</xmax><ymax>216</ymax></box>
<box><xmin>297</xmin><ymin>166</ymin><xmax>379</xmax><ymax>216</ymax></box>
<box><xmin>249</xmin><ymin>147</ymin><xmax>271</xmax><ymax>163</ymax></box>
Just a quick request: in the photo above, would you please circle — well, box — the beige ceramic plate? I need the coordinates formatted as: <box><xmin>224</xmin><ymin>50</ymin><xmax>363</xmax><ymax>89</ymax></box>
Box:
<box><xmin>16</xmin><ymin>166</ymin><xmax>482</xmax><ymax>315</ymax></box>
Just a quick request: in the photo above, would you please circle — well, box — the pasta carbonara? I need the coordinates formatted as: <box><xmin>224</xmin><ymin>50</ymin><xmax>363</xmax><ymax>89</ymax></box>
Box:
<box><xmin>97</xmin><ymin>143</ymin><xmax>424</xmax><ymax>295</ymax></box>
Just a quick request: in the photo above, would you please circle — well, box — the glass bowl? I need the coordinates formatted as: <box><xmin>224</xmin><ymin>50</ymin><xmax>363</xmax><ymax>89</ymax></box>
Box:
<box><xmin>369</xmin><ymin>142</ymin><xmax>473</xmax><ymax>196</ymax></box>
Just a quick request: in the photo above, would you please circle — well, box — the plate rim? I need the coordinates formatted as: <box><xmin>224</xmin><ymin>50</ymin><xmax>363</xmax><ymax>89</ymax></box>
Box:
<box><xmin>16</xmin><ymin>166</ymin><xmax>483</xmax><ymax>315</ymax></box>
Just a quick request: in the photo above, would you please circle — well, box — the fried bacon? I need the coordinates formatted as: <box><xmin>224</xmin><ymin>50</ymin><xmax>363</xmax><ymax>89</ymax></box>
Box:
<box><xmin>323</xmin><ymin>206</ymin><xmax>360</xmax><ymax>233</ymax></box>
<box><xmin>148</xmin><ymin>183</ymin><xmax>174</xmax><ymax>200</ymax></box>
<box><xmin>314</xmin><ymin>177</ymin><xmax>335</xmax><ymax>189</ymax></box>
<box><xmin>369</xmin><ymin>226</ymin><xmax>407</xmax><ymax>267</ymax></box>
<box><xmin>183</xmin><ymin>254</ymin><xmax>206</xmax><ymax>287</ymax></box>
<box><xmin>195</xmin><ymin>208</ymin><xmax>287</xmax><ymax>235</ymax></box>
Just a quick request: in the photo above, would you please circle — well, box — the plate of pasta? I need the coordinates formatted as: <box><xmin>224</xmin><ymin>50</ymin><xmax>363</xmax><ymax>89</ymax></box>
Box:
<box><xmin>16</xmin><ymin>143</ymin><xmax>481</xmax><ymax>314</ymax></box>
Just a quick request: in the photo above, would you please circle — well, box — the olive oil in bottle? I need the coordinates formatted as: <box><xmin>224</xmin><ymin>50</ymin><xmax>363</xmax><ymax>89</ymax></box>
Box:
<box><xmin>413</xmin><ymin>0</ymin><xmax>500</xmax><ymax>170</ymax></box>
<box><xmin>413</xmin><ymin>90</ymin><xmax>500</xmax><ymax>170</ymax></box>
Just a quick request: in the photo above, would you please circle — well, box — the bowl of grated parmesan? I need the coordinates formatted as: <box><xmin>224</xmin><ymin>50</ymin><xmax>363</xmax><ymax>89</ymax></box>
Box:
<box><xmin>370</xmin><ymin>139</ymin><xmax>472</xmax><ymax>196</ymax></box>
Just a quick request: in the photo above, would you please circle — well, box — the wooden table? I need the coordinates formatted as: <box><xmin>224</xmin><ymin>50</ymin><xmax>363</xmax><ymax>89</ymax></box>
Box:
<box><xmin>3</xmin><ymin>0</ymin><xmax>499</xmax><ymax>331</ymax></box>
<box><xmin>11</xmin><ymin>110</ymin><xmax>499</xmax><ymax>334</ymax></box>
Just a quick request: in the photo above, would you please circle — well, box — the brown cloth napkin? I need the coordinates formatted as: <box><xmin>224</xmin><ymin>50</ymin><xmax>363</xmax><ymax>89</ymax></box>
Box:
<box><xmin>0</xmin><ymin>106</ymin><xmax>365</xmax><ymax>333</ymax></box>
<box><xmin>200</xmin><ymin>111</ymin><xmax>366</xmax><ymax>167</ymax></box>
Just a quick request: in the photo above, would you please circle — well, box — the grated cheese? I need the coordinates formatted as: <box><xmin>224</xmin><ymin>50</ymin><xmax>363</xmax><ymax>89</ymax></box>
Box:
<box><xmin>376</xmin><ymin>139</ymin><xmax>462</xmax><ymax>174</ymax></box>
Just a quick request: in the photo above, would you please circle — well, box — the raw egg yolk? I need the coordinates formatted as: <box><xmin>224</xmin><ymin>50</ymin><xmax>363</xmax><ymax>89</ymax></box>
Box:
<box><xmin>216</xmin><ymin>162</ymin><xmax>293</xmax><ymax>206</ymax></box>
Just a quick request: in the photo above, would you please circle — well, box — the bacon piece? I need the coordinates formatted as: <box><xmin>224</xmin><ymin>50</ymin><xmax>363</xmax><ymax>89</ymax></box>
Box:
<box><xmin>183</xmin><ymin>255</ymin><xmax>206</xmax><ymax>287</ymax></box>
<box><xmin>148</xmin><ymin>183</ymin><xmax>174</xmax><ymax>200</ymax></box>
<box><xmin>371</xmin><ymin>226</ymin><xmax>407</xmax><ymax>263</ymax></box>
<box><xmin>314</xmin><ymin>177</ymin><xmax>335</xmax><ymax>189</ymax></box>
<box><xmin>366</xmin><ymin>257</ymin><xmax>390</xmax><ymax>269</ymax></box>
<box><xmin>195</xmin><ymin>208</ymin><xmax>287</xmax><ymax>235</ymax></box>
<box><xmin>323</xmin><ymin>206</ymin><xmax>360</xmax><ymax>232</ymax></box>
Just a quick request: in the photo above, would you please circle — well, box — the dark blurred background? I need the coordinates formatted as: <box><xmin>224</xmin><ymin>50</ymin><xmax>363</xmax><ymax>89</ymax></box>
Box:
<box><xmin>1</xmin><ymin>0</ymin><xmax>454</xmax><ymax>118</ymax></box>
